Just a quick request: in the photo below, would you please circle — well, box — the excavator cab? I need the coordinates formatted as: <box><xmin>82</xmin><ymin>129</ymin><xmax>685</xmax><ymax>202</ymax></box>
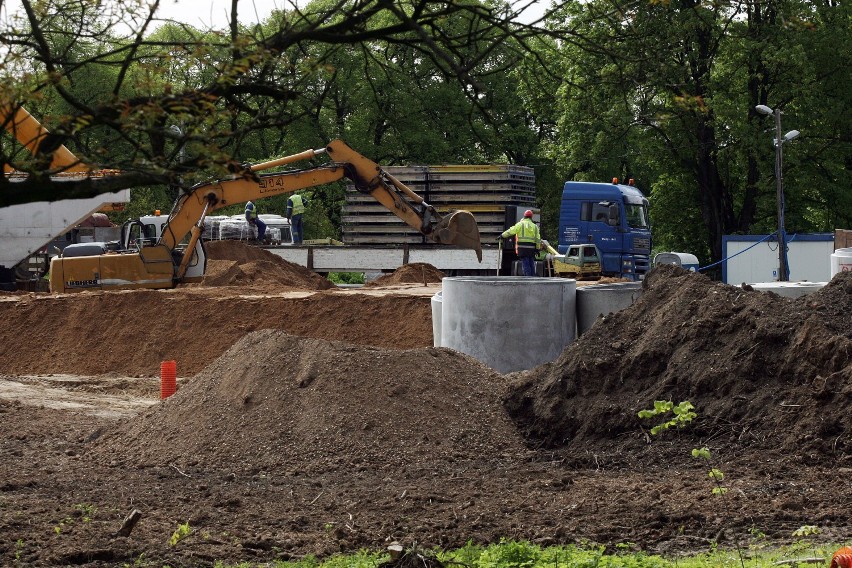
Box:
<box><xmin>120</xmin><ymin>219</ymin><xmax>158</xmax><ymax>250</ymax></box>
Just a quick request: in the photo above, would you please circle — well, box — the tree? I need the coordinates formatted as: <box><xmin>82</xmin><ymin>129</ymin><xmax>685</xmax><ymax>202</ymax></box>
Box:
<box><xmin>0</xmin><ymin>0</ymin><xmax>548</xmax><ymax>208</ymax></box>
<box><xmin>529</xmin><ymin>0</ymin><xmax>851</xmax><ymax>267</ymax></box>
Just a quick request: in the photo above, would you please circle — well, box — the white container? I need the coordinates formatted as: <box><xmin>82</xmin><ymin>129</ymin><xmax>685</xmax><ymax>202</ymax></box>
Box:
<box><xmin>830</xmin><ymin>247</ymin><xmax>852</xmax><ymax>278</ymax></box>
<box><xmin>654</xmin><ymin>252</ymin><xmax>700</xmax><ymax>272</ymax></box>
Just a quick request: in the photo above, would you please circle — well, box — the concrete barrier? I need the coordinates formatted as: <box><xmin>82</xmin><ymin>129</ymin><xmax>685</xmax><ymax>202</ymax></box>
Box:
<box><xmin>576</xmin><ymin>282</ymin><xmax>643</xmax><ymax>335</ymax></box>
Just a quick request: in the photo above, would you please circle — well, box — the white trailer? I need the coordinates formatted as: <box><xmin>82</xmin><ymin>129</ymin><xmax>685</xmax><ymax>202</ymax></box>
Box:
<box><xmin>721</xmin><ymin>233</ymin><xmax>835</xmax><ymax>284</ymax></box>
<box><xmin>0</xmin><ymin>190</ymin><xmax>130</xmax><ymax>284</ymax></box>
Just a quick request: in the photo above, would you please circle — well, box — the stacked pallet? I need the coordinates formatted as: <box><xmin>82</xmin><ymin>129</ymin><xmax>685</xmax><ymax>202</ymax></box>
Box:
<box><xmin>342</xmin><ymin>164</ymin><xmax>536</xmax><ymax>245</ymax></box>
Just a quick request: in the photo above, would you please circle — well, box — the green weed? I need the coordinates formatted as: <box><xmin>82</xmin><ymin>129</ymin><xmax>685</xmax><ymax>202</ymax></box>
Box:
<box><xmin>637</xmin><ymin>400</ymin><xmax>696</xmax><ymax>435</ymax></box>
<box><xmin>169</xmin><ymin>521</ymin><xmax>192</xmax><ymax>546</ymax></box>
<box><xmin>205</xmin><ymin>541</ymin><xmax>845</xmax><ymax>568</ymax></box>
<box><xmin>639</xmin><ymin>401</ymin><xmax>742</xmax><ymax>565</ymax></box>
<box><xmin>75</xmin><ymin>503</ymin><xmax>96</xmax><ymax>522</ymax></box>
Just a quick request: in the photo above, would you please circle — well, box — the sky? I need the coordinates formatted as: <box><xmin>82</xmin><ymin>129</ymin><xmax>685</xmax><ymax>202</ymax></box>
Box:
<box><xmin>154</xmin><ymin>0</ymin><xmax>285</xmax><ymax>29</ymax></box>
<box><xmin>3</xmin><ymin>0</ymin><xmax>548</xmax><ymax>29</ymax></box>
<box><xmin>156</xmin><ymin>0</ymin><xmax>548</xmax><ymax>28</ymax></box>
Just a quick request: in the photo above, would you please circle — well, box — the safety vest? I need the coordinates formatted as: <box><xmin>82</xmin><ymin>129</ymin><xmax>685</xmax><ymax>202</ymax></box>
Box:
<box><xmin>289</xmin><ymin>194</ymin><xmax>306</xmax><ymax>216</ymax></box>
<box><xmin>245</xmin><ymin>201</ymin><xmax>258</xmax><ymax>219</ymax></box>
<box><xmin>503</xmin><ymin>217</ymin><xmax>540</xmax><ymax>253</ymax></box>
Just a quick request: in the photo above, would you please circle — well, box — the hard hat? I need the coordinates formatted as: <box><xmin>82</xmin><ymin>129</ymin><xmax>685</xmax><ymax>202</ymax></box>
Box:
<box><xmin>524</xmin><ymin>209</ymin><xmax>533</xmax><ymax>218</ymax></box>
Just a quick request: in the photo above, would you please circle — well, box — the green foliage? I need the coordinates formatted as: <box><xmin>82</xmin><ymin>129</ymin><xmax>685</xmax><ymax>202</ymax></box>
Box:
<box><xmin>122</xmin><ymin>552</ymin><xmax>147</xmax><ymax>568</ymax></box>
<box><xmin>47</xmin><ymin>505</ymin><xmax>100</xmax><ymax>539</ymax></box>
<box><xmin>250</xmin><ymin>549</ymin><xmax>382</xmax><ymax>568</ymax></box>
<box><xmin>169</xmin><ymin>521</ymin><xmax>192</xmax><ymax>546</ymax></box>
<box><xmin>638</xmin><ymin>401</ymin><xmax>696</xmax><ymax>435</ymax></box>
<box><xmin>107</xmin><ymin>187</ymin><xmax>176</xmax><ymax>226</ymax></box>
<box><xmin>327</xmin><ymin>272</ymin><xmax>365</xmax><ymax>285</ymax></box>
<box><xmin>691</xmin><ymin>447</ymin><xmax>729</xmax><ymax>496</ymax></box>
<box><xmin>207</xmin><ymin>541</ymin><xmax>849</xmax><ymax>568</ymax></box>
<box><xmin>476</xmin><ymin>539</ymin><xmax>542</xmax><ymax>567</ymax></box>
<box><xmin>522</xmin><ymin>0</ymin><xmax>852</xmax><ymax>265</ymax></box>
<box><xmin>75</xmin><ymin>503</ymin><xmax>96</xmax><ymax>523</ymax></box>
<box><xmin>791</xmin><ymin>525</ymin><xmax>820</xmax><ymax>538</ymax></box>
<box><xmin>54</xmin><ymin>511</ymin><xmax>80</xmax><ymax>535</ymax></box>
<box><xmin>3</xmin><ymin>0</ymin><xmax>850</xmax><ymax>271</ymax></box>
<box><xmin>691</xmin><ymin>447</ymin><xmax>711</xmax><ymax>460</ymax></box>
<box><xmin>708</xmin><ymin>469</ymin><xmax>725</xmax><ymax>483</ymax></box>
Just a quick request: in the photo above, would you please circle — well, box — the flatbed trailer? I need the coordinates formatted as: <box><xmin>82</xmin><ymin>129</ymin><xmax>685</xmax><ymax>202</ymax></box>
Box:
<box><xmin>265</xmin><ymin>243</ymin><xmax>499</xmax><ymax>276</ymax></box>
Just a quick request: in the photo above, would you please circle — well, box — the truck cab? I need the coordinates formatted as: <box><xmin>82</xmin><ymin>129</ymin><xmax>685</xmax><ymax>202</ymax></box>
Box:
<box><xmin>558</xmin><ymin>180</ymin><xmax>651</xmax><ymax>280</ymax></box>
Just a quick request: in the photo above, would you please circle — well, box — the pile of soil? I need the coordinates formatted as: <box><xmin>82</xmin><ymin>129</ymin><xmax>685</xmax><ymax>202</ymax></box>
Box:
<box><xmin>1</xmin><ymin>264</ymin><xmax>851</xmax><ymax>567</ymax></box>
<box><xmin>365</xmin><ymin>263</ymin><xmax>445</xmax><ymax>287</ymax></box>
<box><xmin>192</xmin><ymin>240</ymin><xmax>335</xmax><ymax>291</ymax></box>
<box><xmin>92</xmin><ymin>332</ymin><xmax>520</xmax><ymax>474</ymax></box>
<box><xmin>505</xmin><ymin>265</ymin><xmax>852</xmax><ymax>464</ymax></box>
<box><xmin>0</xmin><ymin>291</ymin><xmax>433</xmax><ymax>376</ymax></box>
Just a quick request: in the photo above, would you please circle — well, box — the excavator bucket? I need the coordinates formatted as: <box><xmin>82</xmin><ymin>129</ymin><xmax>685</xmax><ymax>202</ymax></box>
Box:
<box><xmin>433</xmin><ymin>210</ymin><xmax>483</xmax><ymax>262</ymax></box>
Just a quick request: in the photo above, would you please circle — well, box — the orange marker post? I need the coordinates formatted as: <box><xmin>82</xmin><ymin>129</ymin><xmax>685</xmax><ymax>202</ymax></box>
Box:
<box><xmin>160</xmin><ymin>360</ymin><xmax>177</xmax><ymax>399</ymax></box>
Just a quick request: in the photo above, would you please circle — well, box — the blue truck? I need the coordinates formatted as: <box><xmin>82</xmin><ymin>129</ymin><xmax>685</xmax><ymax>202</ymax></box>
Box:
<box><xmin>558</xmin><ymin>179</ymin><xmax>651</xmax><ymax>280</ymax></box>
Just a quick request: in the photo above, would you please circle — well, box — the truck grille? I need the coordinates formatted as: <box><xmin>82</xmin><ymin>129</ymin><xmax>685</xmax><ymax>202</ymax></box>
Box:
<box><xmin>634</xmin><ymin>237</ymin><xmax>650</xmax><ymax>251</ymax></box>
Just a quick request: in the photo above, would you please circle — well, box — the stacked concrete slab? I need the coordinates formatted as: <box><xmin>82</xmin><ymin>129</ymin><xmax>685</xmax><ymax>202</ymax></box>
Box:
<box><xmin>342</xmin><ymin>164</ymin><xmax>536</xmax><ymax>245</ymax></box>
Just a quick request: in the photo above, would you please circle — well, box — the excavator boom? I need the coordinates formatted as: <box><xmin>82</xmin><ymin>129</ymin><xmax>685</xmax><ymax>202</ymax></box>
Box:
<box><xmin>1</xmin><ymin>104</ymin><xmax>88</xmax><ymax>173</ymax></box>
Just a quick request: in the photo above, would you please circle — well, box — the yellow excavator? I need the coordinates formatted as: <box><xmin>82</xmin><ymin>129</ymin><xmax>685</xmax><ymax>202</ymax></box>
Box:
<box><xmin>48</xmin><ymin>140</ymin><xmax>483</xmax><ymax>293</ymax></box>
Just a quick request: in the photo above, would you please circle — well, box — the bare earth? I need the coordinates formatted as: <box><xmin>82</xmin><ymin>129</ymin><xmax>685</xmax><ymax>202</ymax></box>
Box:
<box><xmin>0</xmin><ymin>241</ymin><xmax>850</xmax><ymax>567</ymax></box>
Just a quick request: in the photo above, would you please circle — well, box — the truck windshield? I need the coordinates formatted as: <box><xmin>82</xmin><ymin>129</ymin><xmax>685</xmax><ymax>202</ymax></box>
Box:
<box><xmin>624</xmin><ymin>203</ymin><xmax>649</xmax><ymax>229</ymax></box>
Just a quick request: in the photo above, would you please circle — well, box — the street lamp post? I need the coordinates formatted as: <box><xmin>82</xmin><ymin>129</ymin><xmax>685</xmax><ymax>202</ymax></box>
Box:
<box><xmin>755</xmin><ymin>104</ymin><xmax>799</xmax><ymax>282</ymax></box>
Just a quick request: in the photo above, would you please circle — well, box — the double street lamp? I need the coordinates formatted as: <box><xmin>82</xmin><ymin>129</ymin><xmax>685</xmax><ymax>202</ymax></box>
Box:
<box><xmin>755</xmin><ymin>104</ymin><xmax>799</xmax><ymax>282</ymax></box>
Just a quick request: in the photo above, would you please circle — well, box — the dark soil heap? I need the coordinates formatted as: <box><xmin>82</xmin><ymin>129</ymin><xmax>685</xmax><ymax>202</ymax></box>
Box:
<box><xmin>92</xmin><ymin>331</ymin><xmax>522</xmax><ymax>473</ymax></box>
<box><xmin>193</xmin><ymin>240</ymin><xmax>335</xmax><ymax>291</ymax></box>
<box><xmin>3</xmin><ymin>266</ymin><xmax>852</xmax><ymax>566</ymax></box>
<box><xmin>365</xmin><ymin>263</ymin><xmax>445</xmax><ymax>287</ymax></box>
<box><xmin>505</xmin><ymin>265</ymin><xmax>852</xmax><ymax>463</ymax></box>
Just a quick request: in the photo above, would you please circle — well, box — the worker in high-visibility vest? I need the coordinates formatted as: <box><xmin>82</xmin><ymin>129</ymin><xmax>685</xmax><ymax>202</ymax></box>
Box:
<box><xmin>244</xmin><ymin>201</ymin><xmax>266</xmax><ymax>243</ymax></box>
<box><xmin>286</xmin><ymin>192</ymin><xmax>309</xmax><ymax>244</ymax></box>
<box><xmin>501</xmin><ymin>209</ymin><xmax>542</xmax><ymax>276</ymax></box>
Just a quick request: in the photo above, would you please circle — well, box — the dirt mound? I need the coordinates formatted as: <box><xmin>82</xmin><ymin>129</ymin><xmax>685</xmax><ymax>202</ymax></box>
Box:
<box><xmin>194</xmin><ymin>240</ymin><xmax>334</xmax><ymax>291</ymax></box>
<box><xmin>92</xmin><ymin>331</ymin><xmax>521</xmax><ymax>473</ymax></box>
<box><xmin>504</xmin><ymin>265</ymin><xmax>852</xmax><ymax>464</ymax></box>
<box><xmin>0</xmin><ymin>291</ymin><xmax>433</xmax><ymax>376</ymax></box>
<box><xmin>365</xmin><ymin>263</ymin><xmax>445</xmax><ymax>287</ymax></box>
<box><xmin>3</xmin><ymin>266</ymin><xmax>852</xmax><ymax>565</ymax></box>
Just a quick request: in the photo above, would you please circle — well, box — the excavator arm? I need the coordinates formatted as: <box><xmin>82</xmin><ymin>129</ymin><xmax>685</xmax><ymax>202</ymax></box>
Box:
<box><xmin>49</xmin><ymin>139</ymin><xmax>482</xmax><ymax>292</ymax></box>
<box><xmin>164</xmin><ymin>139</ymin><xmax>482</xmax><ymax>279</ymax></box>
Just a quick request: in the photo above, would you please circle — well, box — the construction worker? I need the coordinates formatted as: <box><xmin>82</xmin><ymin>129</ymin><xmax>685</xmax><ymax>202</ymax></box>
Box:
<box><xmin>501</xmin><ymin>209</ymin><xmax>542</xmax><ymax>276</ymax></box>
<box><xmin>286</xmin><ymin>192</ymin><xmax>309</xmax><ymax>244</ymax></box>
<box><xmin>244</xmin><ymin>201</ymin><xmax>266</xmax><ymax>243</ymax></box>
